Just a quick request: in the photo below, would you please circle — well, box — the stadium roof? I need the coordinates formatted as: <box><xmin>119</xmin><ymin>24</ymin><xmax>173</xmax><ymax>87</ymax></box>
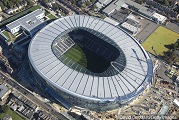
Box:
<box><xmin>28</xmin><ymin>15</ymin><xmax>153</xmax><ymax>101</ymax></box>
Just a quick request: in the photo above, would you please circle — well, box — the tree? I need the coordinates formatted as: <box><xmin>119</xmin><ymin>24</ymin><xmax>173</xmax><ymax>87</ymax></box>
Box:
<box><xmin>167</xmin><ymin>13</ymin><xmax>171</xmax><ymax>18</ymax></box>
<box><xmin>91</xmin><ymin>0</ymin><xmax>95</xmax><ymax>3</ymax></box>
<box><xmin>1</xmin><ymin>105</ymin><xmax>8</xmax><ymax>113</ymax></box>
<box><xmin>164</xmin><ymin>0</ymin><xmax>169</xmax><ymax>6</ymax></box>
<box><xmin>27</xmin><ymin>0</ymin><xmax>34</xmax><ymax>6</ymax></box>
<box><xmin>135</xmin><ymin>0</ymin><xmax>143</xmax><ymax>4</ymax></box>
<box><xmin>0</xmin><ymin>2</ymin><xmax>5</xmax><ymax>10</ymax></box>
<box><xmin>52</xmin><ymin>3</ymin><xmax>59</xmax><ymax>10</ymax></box>
<box><xmin>72</xmin><ymin>0</ymin><xmax>77</xmax><ymax>5</ymax></box>
<box><xmin>86</xmin><ymin>1</ymin><xmax>91</xmax><ymax>6</ymax></box>
<box><xmin>92</xmin><ymin>4</ymin><xmax>97</xmax><ymax>11</ymax></box>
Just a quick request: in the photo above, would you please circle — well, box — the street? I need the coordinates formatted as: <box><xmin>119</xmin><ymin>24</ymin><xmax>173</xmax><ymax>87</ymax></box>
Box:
<box><xmin>0</xmin><ymin>70</ymin><xmax>69</xmax><ymax>120</ymax></box>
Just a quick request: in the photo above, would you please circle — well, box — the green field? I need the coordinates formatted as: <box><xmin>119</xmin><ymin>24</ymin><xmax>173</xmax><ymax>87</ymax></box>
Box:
<box><xmin>47</xmin><ymin>14</ymin><xmax>57</xmax><ymax>19</ymax></box>
<box><xmin>2</xmin><ymin>30</ymin><xmax>17</xmax><ymax>42</ymax></box>
<box><xmin>64</xmin><ymin>44</ymin><xmax>111</xmax><ymax>73</ymax></box>
<box><xmin>64</xmin><ymin>45</ymin><xmax>87</xmax><ymax>67</ymax></box>
<box><xmin>2</xmin><ymin>30</ymin><xmax>10</xmax><ymax>40</ymax></box>
<box><xmin>142</xmin><ymin>26</ymin><xmax>179</xmax><ymax>56</ymax></box>
<box><xmin>0</xmin><ymin>108</ymin><xmax>24</xmax><ymax>120</ymax></box>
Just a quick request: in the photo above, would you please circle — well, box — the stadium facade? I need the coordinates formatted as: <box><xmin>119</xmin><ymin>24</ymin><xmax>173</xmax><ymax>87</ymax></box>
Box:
<box><xmin>28</xmin><ymin>15</ymin><xmax>153</xmax><ymax>111</ymax></box>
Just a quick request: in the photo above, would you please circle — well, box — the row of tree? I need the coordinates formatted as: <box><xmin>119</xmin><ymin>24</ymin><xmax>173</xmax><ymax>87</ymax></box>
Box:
<box><xmin>0</xmin><ymin>0</ymin><xmax>34</xmax><ymax>10</ymax></box>
<box><xmin>163</xmin><ymin>39</ymin><xmax>179</xmax><ymax>65</ymax></box>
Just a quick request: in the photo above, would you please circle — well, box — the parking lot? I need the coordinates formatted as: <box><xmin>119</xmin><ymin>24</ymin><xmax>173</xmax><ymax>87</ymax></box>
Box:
<box><xmin>134</xmin><ymin>15</ymin><xmax>159</xmax><ymax>42</ymax></box>
<box><xmin>165</xmin><ymin>22</ymin><xmax>179</xmax><ymax>34</ymax></box>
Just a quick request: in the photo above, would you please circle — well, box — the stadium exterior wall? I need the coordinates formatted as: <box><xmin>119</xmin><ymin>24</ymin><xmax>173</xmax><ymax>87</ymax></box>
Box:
<box><xmin>29</xmin><ymin>62</ymin><xmax>127</xmax><ymax>111</ymax></box>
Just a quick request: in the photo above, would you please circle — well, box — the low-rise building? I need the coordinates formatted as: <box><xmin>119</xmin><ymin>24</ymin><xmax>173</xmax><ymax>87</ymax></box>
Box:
<box><xmin>121</xmin><ymin>20</ymin><xmax>138</xmax><ymax>35</ymax></box>
<box><xmin>138</xmin><ymin>6</ymin><xmax>155</xmax><ymax>20</ymax></box>
<box><xmin>0</xmin><ymin>84</ymin><xmax>10</xmax><ymax>101</ymax></box>
<box><xmin>103</xmin><ymin>0</ymin><xmax>167</xmax><ymax>24</ymax></box>
<box><xmin>95</xmin><ymin>2</ymin><xmax>103</xmax><ymax>10</ymax></box>
<box><xmin>10</xmin><ymin>103</ymin><xmax>18</xmax><ymax>111</ymax></box>
<box><xmin>120</xmin><ymin>17</ymin><xmax>140</xmax><ymax>35</ymax></box>
<box><xmin>6</xmin><ymin>9</ymin><xmax>45</xmax><ymax>37</ymax></box>
<box><xmin>152</xmin><ymin>13</ymin><xmax>167</xmax><ymax>24</ymax></box>
<box><xmin>2</xmin><ymin>114</ymin><xmax>12</xmax><ymax>120</ymax></box>
<box><xmin>102</xmin><ymin>0</ymin><xmax>124</xmax><ymax>15</ymax></box>
<box><xmin>98</xmin><ymin>0</ymin><xmax>112</xmax><ymax>6</ymax></box>
<box><xmin>5</xmin><ymin>9</ymin><xmax>14</xmax><ymax>15</ymax></box>
<box><xmin>104</xmin><ymin>17</ymin><xmax>119</xmax><ymax>26</ymax></box>
<box><xmin>174</xmin><ymin>99</ymin><xmax>179</xmax><ymax>107</ymax></box>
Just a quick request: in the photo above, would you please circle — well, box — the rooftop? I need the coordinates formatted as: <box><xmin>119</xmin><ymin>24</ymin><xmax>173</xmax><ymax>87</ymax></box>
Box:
<box><xmin>6</xmin><ymin>9</ymin><xmax>44</xmax><ymax>32</ymax></box>
<box><xmin>110</xmin><ymin>10</ymin><xmax>128</xmax><ymax>23</ymax></box>
<box><xmin>174</xmin><ymin>99</ymin><xmax>179</xmax><ymax>107</ymax></box>
<box><xmin>0</xmin><ymin>84</ymin><xmax>9</xmax><ymax>98</ymax></box>
<box><xmin>104</xmin><ymin>17</ymin><xmax>119</xmax><ymax>25</ymax></box>
<box><xmin>121</xmin><ymin>21</ymin><xmax>138</xmax><ymax>34</ymax></box>
<box><xmin>138</xmin><ymin>6</ymin><xmax>156</xmax><ymax>17</ymax></box>
<box><xmin>103</xmin><ymin>0</ymin><xmax>142</xmax><ymax>15</ymax></box>
<box><xmin>152</xmin><ymin>12</ymin><xmax>166</xmax><ymax>22</ymax></box>
<box><xmin>102</xmin><ymin>0</ymin><xmax>123</xmax><ymax>15</ymax></box>
<box><xmin>2</xmin><ymin>114</ymin><xmax>12</xmax><ymax>120</ymax></box>
<box><xmin>99</xmin><ymin>0</ymin><xmax>112</xmax><ymax>5</ymax></box>
<box><xmin>125</xmin><ymin>0</ymin><xmax>142</xmax><ymax>10</ymax></box>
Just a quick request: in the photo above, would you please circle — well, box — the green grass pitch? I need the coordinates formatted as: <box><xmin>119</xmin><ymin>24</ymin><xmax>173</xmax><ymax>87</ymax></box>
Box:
<box><xmin>142</xmin><ymin>26</ymin><xmax>179</xmax><ymax>56</ymax></box>
<box><xmin>64</xmin><ymin>45</ymin><xmax>87</xmax><ymax>67</ymax></box>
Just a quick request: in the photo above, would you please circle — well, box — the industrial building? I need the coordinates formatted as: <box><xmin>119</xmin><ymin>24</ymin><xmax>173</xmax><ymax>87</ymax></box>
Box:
<box><xmin>0</xmin><ymin>84</ymin><xmax>10</xmax><ymax>101</ymax></box>
<box><xmin>6</xmin><ymin>9</ymin><xmax>45</xmax><ymax>37</ymax></box>
<box><xmin>103</xmin><ymin>0</ymin><xmax>166</xmax><ymax>24</ymax></box>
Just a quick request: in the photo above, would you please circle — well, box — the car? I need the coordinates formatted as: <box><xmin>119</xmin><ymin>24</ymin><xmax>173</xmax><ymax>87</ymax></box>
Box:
<box><xmin>139</xmin><ymin>17</ymin><xmax>144</xmax><ymax>20</ymax></box>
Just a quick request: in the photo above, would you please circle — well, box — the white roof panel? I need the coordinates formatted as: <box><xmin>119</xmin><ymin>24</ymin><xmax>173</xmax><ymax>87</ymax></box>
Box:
<box><xmin>83</xmin><ymin>75</ymin><xmax>94</xmax><ymax>96</ymax></box>
<box><xmin>65</xmin><ymin>71</ymin><xmax>79</xmax><ymax>91</ymax></box>
<box><xmin>76</xmin><ymin>74</ymin><xmax>89</xmax><ymax>95</ymax></box>
<box><xmin>98</xmin><ymin>78</ymin><xmax>104</xmax><ymax>98</ymax></box>
<box><xmin>90</xmin><ymin>77</ymin><xmax>98</xmax><ymax>97</ymax></box>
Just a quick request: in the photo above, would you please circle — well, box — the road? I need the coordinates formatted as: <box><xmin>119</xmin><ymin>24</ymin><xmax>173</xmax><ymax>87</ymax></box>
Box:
<box><xmin>0</xmin><ymin>70</ymin><xmax>69</xmax><ymax>120</ymax></box>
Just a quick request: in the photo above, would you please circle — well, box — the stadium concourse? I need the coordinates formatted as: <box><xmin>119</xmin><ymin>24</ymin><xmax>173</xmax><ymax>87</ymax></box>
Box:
<box><xmin>28</xmin><ymin>15</ymin><xmax>153</xmax><ymax>111</ymax></box>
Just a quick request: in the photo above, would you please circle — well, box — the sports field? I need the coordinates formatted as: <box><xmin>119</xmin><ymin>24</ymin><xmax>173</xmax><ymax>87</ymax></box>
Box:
<box><xmin>64</xmin><ymin>45</ymin><xmax>87</xmax><ymax>67</ymax></box>
<box><xmin>64</xmin><ymin>44</ymin><xmax>111</xmax><ymax>73</ymax></box>
<box><xmin>142</xmin><ymin>26</ymin><xmax>179</xmax><ymax>56</ymax></box>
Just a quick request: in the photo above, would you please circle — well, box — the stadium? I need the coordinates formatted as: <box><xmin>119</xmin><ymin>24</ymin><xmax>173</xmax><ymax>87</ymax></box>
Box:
<box><xmin>28</xmin><ymin>15</ymin><xmax>153</xmax><ymax>111</ymax></box>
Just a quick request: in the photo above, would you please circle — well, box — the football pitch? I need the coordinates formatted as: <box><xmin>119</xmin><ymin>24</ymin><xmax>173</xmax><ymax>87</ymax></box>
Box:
<box><xmin>142</xmin><ymin>26</ymin><xmax>179</xmax><ymax>56</ymax></box>
<box><xmin>64</xmin><ymin>44</ymin><xmax>111</xmax><ymax>73</ymax></box>
<box><xmin>64</xmin><ymin>45</ymin><xmax>87</xmax><ymax>67</ymax></box>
